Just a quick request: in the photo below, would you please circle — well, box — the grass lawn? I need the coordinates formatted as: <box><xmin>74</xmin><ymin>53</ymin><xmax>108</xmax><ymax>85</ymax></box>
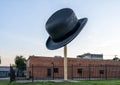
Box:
<box><xmin>1</xmin><ymin>80</ymin><xmax>120</xmax><ymax>85</ymax></box>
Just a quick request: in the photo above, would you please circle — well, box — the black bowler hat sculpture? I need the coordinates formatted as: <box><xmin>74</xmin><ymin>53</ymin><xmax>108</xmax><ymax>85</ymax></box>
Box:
<box><xmin>46</xmin><ymin>8</ymin><xmax>88</xmax><ymax>50</ymax></box>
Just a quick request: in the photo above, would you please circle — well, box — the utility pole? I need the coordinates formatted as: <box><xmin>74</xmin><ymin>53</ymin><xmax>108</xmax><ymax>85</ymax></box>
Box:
<box><xmin>114</xmin><ymin>55</ymin><xmax>117</xmax><ymax>58</ymax></box>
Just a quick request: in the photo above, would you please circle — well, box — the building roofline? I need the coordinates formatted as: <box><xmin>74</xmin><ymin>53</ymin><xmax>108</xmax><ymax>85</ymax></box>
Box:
<box><xmin>27</xmin><ymin>55</ymin><xmax>117</xmax><ymax>62</ymax></box>
<box><xmin>27</xmin><ymin>55</ymin><xmax>62</xmax><ymax>61</ymax></box>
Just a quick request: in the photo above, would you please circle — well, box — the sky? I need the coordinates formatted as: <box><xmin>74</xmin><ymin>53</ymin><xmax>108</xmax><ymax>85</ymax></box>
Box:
<box><xmin>1</xmin><ymin>0</ymin><xmax>120</xmax><ymax>66</ymax></box>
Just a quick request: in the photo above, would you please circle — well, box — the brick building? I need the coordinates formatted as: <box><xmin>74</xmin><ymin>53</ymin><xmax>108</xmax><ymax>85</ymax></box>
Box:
<box><xmin>27</xmin><ymin>56</ymin><xmax>120</xmax><ymax>79</ymax></box>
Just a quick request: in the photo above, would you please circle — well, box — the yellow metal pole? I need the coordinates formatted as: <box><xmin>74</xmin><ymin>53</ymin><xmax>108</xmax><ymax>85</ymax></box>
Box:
<box><xmin>64</xmin><ymin>45</ymin><xmax>67</xmax><ymax>80</ymax></box>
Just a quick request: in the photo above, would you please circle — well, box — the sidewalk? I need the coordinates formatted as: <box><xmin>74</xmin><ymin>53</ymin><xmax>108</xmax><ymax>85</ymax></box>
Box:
<box><xmin>16</xmin><ymin>79</ymin><xmax>78</xmax><ymax>83</ymax></box>
<box><xmin>0</xmin><ymin>77</ymin><xmax>9</xmax><ymax>80</ymax></box>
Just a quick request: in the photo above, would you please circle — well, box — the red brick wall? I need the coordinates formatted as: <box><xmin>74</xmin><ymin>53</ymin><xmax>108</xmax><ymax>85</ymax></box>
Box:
<box><xmin>28</xmin><ymin>56</ymin><xmax>120</xmax><ymax>66</ymax></box>
<box><xmin>27</xmin><ymin>56</ymin><xmax>120</xmax><ymax>79</ymax></box>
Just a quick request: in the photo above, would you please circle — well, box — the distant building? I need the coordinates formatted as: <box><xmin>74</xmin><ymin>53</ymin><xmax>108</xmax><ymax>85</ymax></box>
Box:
<box><xmin>0</xmin><ymin>66</ymin><xmax>10</xmax><ymax>78</ymax></box>
<box><xmin>0</xmin><ymin>66</ymin><xmax>16</xmax><ymax>78</ymax></box>
<box><xmin>77</xmin><ymin>53</ymin><xmax>103</xmax><ymax>60</ymax></box>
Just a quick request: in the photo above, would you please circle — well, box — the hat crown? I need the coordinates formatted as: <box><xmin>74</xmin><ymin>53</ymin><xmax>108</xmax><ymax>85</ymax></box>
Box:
<box><xmin>46</xmin><ymin>8</ymin><xmax>78</xmax><ymax>42</ymax></box>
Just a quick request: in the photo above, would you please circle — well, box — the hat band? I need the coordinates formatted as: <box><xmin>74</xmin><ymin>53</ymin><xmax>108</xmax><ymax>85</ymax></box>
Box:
<box><xmin>54</xmin><ymin>22</ymin><xmax>80</xmax><ymax>42</ymax></box>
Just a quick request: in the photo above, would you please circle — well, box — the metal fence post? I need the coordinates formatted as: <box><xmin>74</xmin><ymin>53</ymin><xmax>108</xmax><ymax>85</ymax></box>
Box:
<box><xmin>32</xmin><ymin>64</ymin><xmax>34</xmax><ymax>82</ymax></box>
<box><xmin>71</xmin><ymin>64</ymin><xmax>73</xmax><ymax>80</ymax></box>
<box><xmin>10</xmin><ymin>64</ymin><xmax>15</xmax><ymax>83</ymax></box>
<box><xmin>10</xmin><ymin>64</ymin><xmax>12</xmax><ymax>83</ymax></box>
<box><xmin>51</xmin><ymin>62</ymin><xmax>54</xmax><ymax>80</ymax></box>
<box><xmin>89</xmin><ymin>64</ymin><xmax>91</xmax><ymax>80</ymax></box>
<box><xmin>105</xmin><ymin>64</ymin><xmax>107</xmax><ymax>80</ymax></box>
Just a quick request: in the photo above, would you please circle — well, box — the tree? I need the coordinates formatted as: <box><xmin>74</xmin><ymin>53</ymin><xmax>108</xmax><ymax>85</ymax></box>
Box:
<box><xmin>15</xmin><ymin>55</ymin><xmax>26</xmax><ymax>72</ymax></box>
<box><xmin>12</xmin><ymin>64</ymin><xmax>16</xmax><ymax>67</ymax></box>
<box><xmin>113</xmin><ymin>57</ymin><xmax>120</xmax><ymax>61</ymax></box>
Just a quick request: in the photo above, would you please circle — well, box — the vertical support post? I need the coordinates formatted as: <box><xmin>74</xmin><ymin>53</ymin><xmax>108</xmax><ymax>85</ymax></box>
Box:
<box><xmin>10</xmin><ymin>64</ymin><xmax>15</xmax><ymax>83</ymax></box>
<box><xmin>10</xmin><ymin>64</ymin><xmax>12</xmax><ymax>83</ymax></box>
<box><xmin>32</xmin><ymin>64</ymin><xmax>34</xmax><ymax>82</ymax></box>
<box><xmin>105</xmin><ymin>64</ymin><xmax>107</xmax><ymax>80</ymax></box>
<box><xmin>51</xmin><ymin>62</ymin><xmax>54</xmax><ymax>80</ymax></box>
<box><xmin>72</xmin><ymin>64</ymin><xmax>73</xmax><ymax>80</ymax></box>
<box><xmin>0</xmin><ymin>56</ymin><xmax>1</xmax><ymax>64</ymax></box>
<box><xmin>64</xmin><ymin>45</ymin><xmax>67</xmax><ymax>80</ymax></box>
<box><xmin>89</xmin><ymin>64</ymin><xmax>91</xmax><ymax>80</ymax></box>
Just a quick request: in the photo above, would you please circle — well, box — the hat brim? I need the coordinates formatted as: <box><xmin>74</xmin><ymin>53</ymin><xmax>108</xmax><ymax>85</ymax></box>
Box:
<box><xmin>46</xmin><ymin>18</ymin><xmax>88</xmax><ymax>50</ymax></box>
